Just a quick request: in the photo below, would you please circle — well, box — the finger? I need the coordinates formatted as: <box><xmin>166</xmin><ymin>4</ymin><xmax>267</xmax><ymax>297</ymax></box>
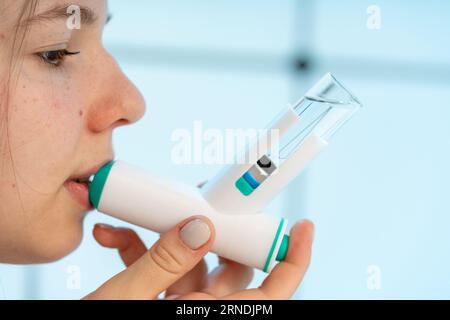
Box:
<box><xmin>164</xmin><ymin>180</ymin><xmax>209</xmax><ymax>297</ymax></box>
<box><xmin>93</xmin><ymin>224</ymin><xmax>147</xmax><ymax>267</ymax></box>
<box><xmin>165</xmin><ymin>259</ymin><xmax>208</xmax><ymax>297</ymax></box>
<box><xmin>86</xmin><ymin>216</ymin><xmax>215</xmax><ymax>300</ymax></box>
<box><xmin>223</xmin><ymin>220</ymin><xmax>314</xmax><ymax>300</ymax></box>
<box><xmin>202</xmin><ymin>256</ymin><xmax>254</xmax><ymax>297</ymax></box>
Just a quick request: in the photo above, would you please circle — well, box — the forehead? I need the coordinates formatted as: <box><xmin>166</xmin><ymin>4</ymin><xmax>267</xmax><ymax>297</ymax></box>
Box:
<box><xmin>0</xmin><ymin>0</ymin><xmax>26</xmax><ymax>28</ymax></box>
<box><xmin>0</xmin><ymin>0</ymin><xmax>107</xmax><ymax>29</ymax></box>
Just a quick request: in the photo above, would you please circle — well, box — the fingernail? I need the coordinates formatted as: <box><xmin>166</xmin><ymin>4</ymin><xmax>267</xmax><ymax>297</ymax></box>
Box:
<box><xmin>179</xmin><ymin>218</ymin><xmax>211</xmax><ymax>250</ymax></box>
<box><xmin>96</xmin><ymin>223</ymin><xmax>113</xmax><ymax>230</ymax></box>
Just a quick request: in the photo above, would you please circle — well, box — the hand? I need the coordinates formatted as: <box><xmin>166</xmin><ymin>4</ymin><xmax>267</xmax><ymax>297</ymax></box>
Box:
<box><xmin>84</xmin><ymin>216</ymin><xmax>214</xmax><ymax>299</ymax></box>
<box><xmin>86</xmin><ymin>217</ymin><xmax>314</xmax><ymax>300</ymax></box>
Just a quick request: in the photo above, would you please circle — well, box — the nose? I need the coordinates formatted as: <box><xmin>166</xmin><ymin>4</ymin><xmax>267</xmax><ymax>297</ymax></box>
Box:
<box><xmin>87</xmin><ymin>52</ymin><xmax>146</xmax><ymax>133</ymax></box>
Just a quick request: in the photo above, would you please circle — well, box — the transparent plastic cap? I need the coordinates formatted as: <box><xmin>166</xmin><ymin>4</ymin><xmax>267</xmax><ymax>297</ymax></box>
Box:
<box><xmin>279</xmin><ymin>73</ymin><xmax>362</xmax><ymax>159</ymax></box>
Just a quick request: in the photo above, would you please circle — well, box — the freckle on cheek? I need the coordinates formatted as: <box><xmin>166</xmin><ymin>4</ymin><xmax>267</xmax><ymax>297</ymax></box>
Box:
<box><xmin>79</xmin><ymin>110</ymin><xmax>83</xmax><ymax>116</ymax></box>
<box><xmin>11</xmin><ymin>183</ymin><xmax>15</xmax><ymax>188</ymax></box>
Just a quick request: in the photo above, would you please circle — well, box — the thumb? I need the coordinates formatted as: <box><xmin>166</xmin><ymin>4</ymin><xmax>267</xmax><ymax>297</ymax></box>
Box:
<box><xmin>85</xmin><ymin>216</ymin><xmax>214</xmax><ymax>300</ymax></box>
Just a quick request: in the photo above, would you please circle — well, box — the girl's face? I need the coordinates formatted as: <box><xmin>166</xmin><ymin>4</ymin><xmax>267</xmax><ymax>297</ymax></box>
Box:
<box><xmin>0</xmin><ymin>0</ymin><xmax>146</xmax><ymax>263</ymax></box>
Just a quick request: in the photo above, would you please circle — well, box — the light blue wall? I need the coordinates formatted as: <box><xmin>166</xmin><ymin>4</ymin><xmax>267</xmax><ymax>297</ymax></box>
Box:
<box><xmin>1</xmin><ymin>0</ymin><xmax>449</xmax><ymax>299</ymax></box>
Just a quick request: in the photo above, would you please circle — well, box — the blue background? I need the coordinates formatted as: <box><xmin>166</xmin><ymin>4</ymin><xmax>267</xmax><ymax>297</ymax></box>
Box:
<box><xmin>1</xmin><ymin>0</ymin><xmax>449</xmax><ymax>299</ymax></box>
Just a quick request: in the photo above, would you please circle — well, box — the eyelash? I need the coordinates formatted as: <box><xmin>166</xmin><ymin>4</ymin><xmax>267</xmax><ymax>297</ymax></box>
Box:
<box><xmin>36</xmin><ymin>49</ymin><xmax>80</xmax><ymax>68</ymax></box>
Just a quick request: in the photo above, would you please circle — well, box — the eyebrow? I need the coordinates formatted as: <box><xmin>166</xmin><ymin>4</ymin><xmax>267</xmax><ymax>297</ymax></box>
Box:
<box><xmin>23</xmin><ymin>4</ymin><xmax>107</xmax><ymax>26</ymax></box>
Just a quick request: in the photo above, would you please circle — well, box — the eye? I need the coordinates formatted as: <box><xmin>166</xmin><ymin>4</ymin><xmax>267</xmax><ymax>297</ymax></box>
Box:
<box><xmin>36</xmin><ymin>49</ymin><xmax>80</xmax><ymax>67</ymax></box>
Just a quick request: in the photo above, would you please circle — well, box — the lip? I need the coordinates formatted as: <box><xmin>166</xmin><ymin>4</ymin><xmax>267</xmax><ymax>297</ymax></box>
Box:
<box><xmin>64</xmin><ymin>159</ymin><xmax>114</xmax><ymax>210</ymax></box>
<box><xmin>64</xmin><ymin>179</ymin><xmax>93</xmax><ymax>210</ymax></box>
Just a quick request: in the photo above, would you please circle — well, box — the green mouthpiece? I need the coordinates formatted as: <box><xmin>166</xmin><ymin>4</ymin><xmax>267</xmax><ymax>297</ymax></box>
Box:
<box><xmin>89</xmin><ymin>161</ymin><xmax>116</xmax><ymax>209</ymax></box>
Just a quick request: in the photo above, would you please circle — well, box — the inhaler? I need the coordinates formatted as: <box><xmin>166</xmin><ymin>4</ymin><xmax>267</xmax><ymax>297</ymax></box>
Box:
<box><xmin>88</xmin><ymin>73</ymin><xmax>362</xmax><ymax>273</ymax></box>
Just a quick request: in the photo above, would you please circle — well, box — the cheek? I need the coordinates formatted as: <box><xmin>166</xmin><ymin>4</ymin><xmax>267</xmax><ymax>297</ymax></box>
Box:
<box><xmin>7</xmin><ymin>73</ymin><xmax>84</xmax><ymax>196</ymax></box>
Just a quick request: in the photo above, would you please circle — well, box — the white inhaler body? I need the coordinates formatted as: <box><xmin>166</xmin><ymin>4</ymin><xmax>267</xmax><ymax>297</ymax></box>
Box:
<box><xmin>89</xmin><ymin>73</ymin><xmax>362</xmax><ymax>272</ymax></box>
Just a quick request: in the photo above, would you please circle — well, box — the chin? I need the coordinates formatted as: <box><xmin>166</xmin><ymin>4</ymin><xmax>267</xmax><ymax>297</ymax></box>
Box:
<box><xmin>39</xmin><ymin>231</ymin><xmax>83</xmax><ymax>263</ymax></box>
<box><xmin>19</xmin><ymin>215</ymin><xmax>86</xmax><ymax>264</ymax></box>
<box><xmin>41</xmin><ymin>223</ymin><xmax>85</xmax><ymax>263</ymax></box>
<box><xmin>3</xmin><ymin>227</ymin><xmax>84</xmax><ymax>264</ymax></box>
